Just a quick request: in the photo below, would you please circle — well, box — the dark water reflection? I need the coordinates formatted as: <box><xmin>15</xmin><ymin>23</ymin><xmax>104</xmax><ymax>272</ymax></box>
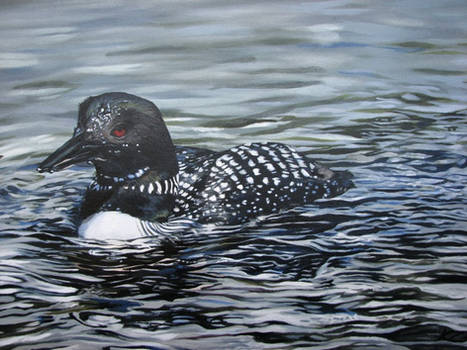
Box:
<box><xmin>1</xmin><ymin>0</ymin><xmax>466</xmax><ymax>349</ymax></box>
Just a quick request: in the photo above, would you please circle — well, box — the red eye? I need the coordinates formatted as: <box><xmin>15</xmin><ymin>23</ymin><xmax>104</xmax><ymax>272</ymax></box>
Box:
<box><xmin>112</xmin><ymin>127</ymin><xmax>126</xmax><ymax>137</ymax></box>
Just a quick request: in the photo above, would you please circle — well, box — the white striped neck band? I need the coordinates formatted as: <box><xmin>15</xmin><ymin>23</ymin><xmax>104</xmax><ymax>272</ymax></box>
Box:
<box><xmin>90</xmin><ymin>173</ymin><xmax>180</xmax><ymax>196</ymax></box>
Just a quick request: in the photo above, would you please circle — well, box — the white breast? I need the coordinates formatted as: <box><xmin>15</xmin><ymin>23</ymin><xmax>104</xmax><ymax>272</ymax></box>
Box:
<box><xmin>78</xmin><ymin>211</ymin><xmax>198</xmax><ymax>241</ymax></box>
<box><xmin>78</xmin><ymin>211</ymin><xmax>143</xmax><ymax>240</ymax></box>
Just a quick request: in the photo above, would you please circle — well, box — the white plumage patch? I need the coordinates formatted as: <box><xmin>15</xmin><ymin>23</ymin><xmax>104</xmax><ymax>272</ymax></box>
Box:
<box><xmin>79</xmin><ymin>211</ymin><xmax>142</xmax><ymax>240</ymax></box>
<box><xmin>79</xmin><ymin>211</ymin><xmax>196</xmax><ymax>240</ymax></box>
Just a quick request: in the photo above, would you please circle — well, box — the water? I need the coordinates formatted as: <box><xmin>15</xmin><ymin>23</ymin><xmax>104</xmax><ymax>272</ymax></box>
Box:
<box><xmin>1</xmin><ymin>0</ymin><xmax>466</xmax><ymax>348</ymax></box>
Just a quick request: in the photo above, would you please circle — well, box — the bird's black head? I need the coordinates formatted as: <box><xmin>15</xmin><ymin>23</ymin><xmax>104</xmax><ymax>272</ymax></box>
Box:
<box><xmin>38</xmin><ymin>92</ymin><xmax>178</xmax><ymax>184</ymax></box>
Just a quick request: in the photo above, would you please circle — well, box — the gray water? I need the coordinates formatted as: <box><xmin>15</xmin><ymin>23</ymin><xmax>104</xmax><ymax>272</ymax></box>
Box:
<box><xmin>1</xmin><ymin>0</ymin><xmax>466</xmax><ymax>349</ymax></box>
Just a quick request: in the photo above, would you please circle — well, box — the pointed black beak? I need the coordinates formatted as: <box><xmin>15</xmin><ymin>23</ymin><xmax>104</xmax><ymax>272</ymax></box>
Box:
<box><xmin>37</xmin><ymin>133</ymin><xmax>96</xmax><ymax>173</ymax></box>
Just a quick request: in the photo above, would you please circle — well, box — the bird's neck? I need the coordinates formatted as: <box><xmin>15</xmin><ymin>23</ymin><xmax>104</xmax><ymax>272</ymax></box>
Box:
<box><xmin>82</xmin><ymin>170</ymin><xmax>179</xmax><ymax>222</ymax></box>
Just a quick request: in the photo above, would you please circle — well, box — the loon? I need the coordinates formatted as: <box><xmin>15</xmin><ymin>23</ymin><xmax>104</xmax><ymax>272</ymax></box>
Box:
<box><xmin>37</xmin><ymin>92</ymin><xmax>353</xmax><ymax>240</ymax></box>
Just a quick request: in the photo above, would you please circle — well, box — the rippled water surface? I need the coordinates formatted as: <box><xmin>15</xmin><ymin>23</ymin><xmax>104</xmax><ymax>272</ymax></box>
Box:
<box><xmin>1</xmin><ymin>0</ymin><xmax>466</xmax><ymax>349</ymax></box>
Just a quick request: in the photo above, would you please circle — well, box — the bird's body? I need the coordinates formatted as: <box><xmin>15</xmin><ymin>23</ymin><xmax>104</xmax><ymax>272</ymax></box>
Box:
<box><xmin>38</xmin><ymin>92</ymin><xmax>353</xmax><ymax>240</ymax></box>
<box><xmin>175</xmin><ymin>142</ymin><xmax>351</xmax><ymax>224</ymax></box>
